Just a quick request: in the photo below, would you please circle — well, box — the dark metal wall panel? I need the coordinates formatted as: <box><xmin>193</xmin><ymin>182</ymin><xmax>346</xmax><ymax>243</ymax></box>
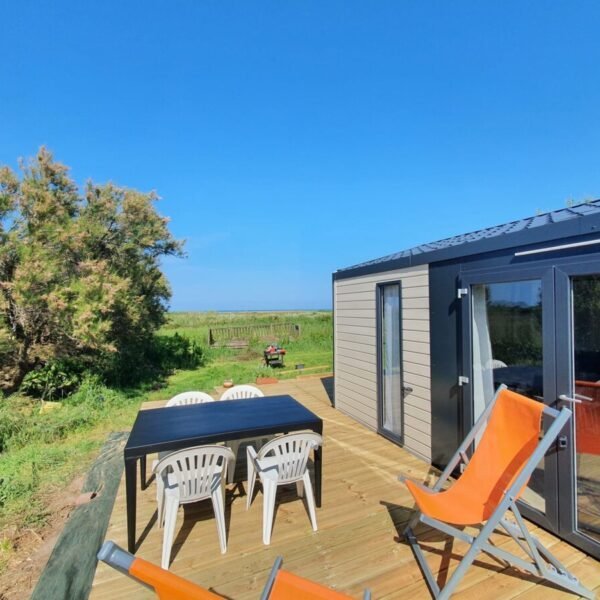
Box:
<box><xmin>429</xmin><ymin>235</ymin><xmax>600</xmax><ymax>469</ymax></box>
<box><xmin>429</xmin><ymin>260</ymin><xmax>462</xmax><ymax>469</ymax></box>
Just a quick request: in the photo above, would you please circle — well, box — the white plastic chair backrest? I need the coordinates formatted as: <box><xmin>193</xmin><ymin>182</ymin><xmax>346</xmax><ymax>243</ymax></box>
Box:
<box><xmin>166</xmin><ymin>391</ymin><xmax>215</xmax><ymax>406</ymax></box>
<box><xmin>220</xmin><ymin>385</ymin><xmax>264</xmax><ymax>401</ymax></box>
<box><xmin>155</xmin><ymin>445</ymin><xmax>234</xmax><ymax>502</ymax></box>
<box><xmin>257</xmin><ymin>432</ymin><xmax>322</xmax><ymax>484</ymax></box>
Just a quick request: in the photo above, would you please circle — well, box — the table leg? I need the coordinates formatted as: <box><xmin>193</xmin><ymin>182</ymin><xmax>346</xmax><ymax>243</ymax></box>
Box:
<box><xmin>125</xmin><ymin>457</ymin><xmax>137</xmax><ymax>553</ymax></box>
<box><xmin>140</xmin><ymin>455</ymin><xmax>147</xmax><ymax>490</ymax></box>
<box><xmin>314</xmin><ymin>445</ymin><xmax>322</xmax><ymax>507</ymax></box>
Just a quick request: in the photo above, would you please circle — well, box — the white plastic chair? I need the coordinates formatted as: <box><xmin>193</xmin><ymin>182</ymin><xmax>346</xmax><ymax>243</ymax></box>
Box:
<box><xmin>153</xmin><ymin>445</ymin><xmax>234</xmax><ymax>569</ymax></box>
<box><xmin>246</xmin><ymin>432</ymin><xmax>322</xmax><ymax>545</ymax></box>
<box><xmin>219</xmin><ymin>384</ymin><xmax>264</xmax><ymax>401</ymax></box>
<box><xmin>219</xmin><ymin>385</ymin><xmax>267</xmax><ymax>482</ymax></box>
<box><xmin>152</xmin><ymin>391</ymin><xmax>217</xmax><ymax>497</ymax></box>
<box><xmin>166</xmin><ymin>390</ymin><xmax>215</xmax><ymax>406</ymax></box>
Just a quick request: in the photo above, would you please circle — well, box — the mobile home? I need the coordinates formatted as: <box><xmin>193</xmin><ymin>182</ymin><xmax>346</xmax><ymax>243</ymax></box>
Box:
<box><xmin>333</xmin><ymin>200</ymin><xmax>600</xmax><ymax>559</ymax></box>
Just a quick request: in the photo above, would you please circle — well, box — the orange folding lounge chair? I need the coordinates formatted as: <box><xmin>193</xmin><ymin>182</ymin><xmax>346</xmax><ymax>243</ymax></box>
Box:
<box><xmin>97</xmin><ymin>541</ymin><xmax>222</xmax><ymax>600</ymax></box>
<box><xmin>399</xmin><ymin>384</ymin><xmax>594</xmax><ymax>600</ymax></box>
<box><xmin>260</xmin><ymin>557</ymin><xmax>371</xmax><ymax>600</ymax></box>
<box><xmin>98</xmin><ymin>543</ymin><xmax>371</xmax><ymax>600</ymax></box>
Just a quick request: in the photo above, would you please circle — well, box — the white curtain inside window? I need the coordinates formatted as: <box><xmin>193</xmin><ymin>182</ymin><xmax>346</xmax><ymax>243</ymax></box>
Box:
<box><xmin>382</xmin><ymin>285</ymin><xmax>402</xmax><ymax>435</ymax></box>
<box><xmin>472</xmin><ymin>285</ymin><xmax>495</xmax><ymax>420</ymax></box>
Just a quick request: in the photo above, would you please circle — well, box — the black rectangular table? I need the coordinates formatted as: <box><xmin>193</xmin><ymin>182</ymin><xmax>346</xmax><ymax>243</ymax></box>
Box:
<box><xmin>124</xmin><ymin>394</ymin><xmax>323</xmax><ymax>553</ymax></box>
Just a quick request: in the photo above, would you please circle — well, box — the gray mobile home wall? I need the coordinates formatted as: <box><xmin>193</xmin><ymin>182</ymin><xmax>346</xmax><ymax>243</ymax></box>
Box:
<box><xmin>333</xmin><ymin>265</ymin><xmax>431</xmax><ymax>462</ymax></box>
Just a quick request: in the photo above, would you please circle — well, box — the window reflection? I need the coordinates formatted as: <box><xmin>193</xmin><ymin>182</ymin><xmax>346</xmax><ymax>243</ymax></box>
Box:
<box><xmin>472</xmin><ymin>279</ymin><xmax>545</xmax><ymax>513</ymax></box>
<box><xmin>472</xmin><ymin>280</ymin><xmax>543</xmax><ymax>418</ymax></box>
<box><xmin>572</xmin><ymin>275</ymin><xmax>600</xmax><ymax>543</ymax></box>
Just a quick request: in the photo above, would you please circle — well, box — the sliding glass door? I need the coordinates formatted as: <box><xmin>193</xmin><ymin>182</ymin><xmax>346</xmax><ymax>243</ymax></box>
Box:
<box><xmin>377</xmin><ymin>282</ymin><xmax>403</xmax><ymax>443</ymax></box>
<box><xmin>462</xmin><ymin>260</ymin><xmax>600</xmax><ymax>559</ymax></box>
<box><xmin>555</xmin><ymin>263</ymin><xmax>600</xmax><ymax>558</ymax></box>
<box><xmin>461</xmin><ymin>267</ymin><xmax>557</xmax><ymax>531</ymax></box>
<box><xmin>470</xmin><ymin>277</ymin><xmax>549</xmax><ymax>515</ymax></box>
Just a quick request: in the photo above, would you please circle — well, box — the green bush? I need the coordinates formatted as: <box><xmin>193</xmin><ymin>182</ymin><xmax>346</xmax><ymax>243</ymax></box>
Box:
<box><xmin>152</xmin><ymin>333</ymin><xmax>205</xmax><ymax>372</ymax></box>
<box><xmin>20</xmin><ymin>360</ymin><xmax>82</xmax><ymax>400</ymax></box>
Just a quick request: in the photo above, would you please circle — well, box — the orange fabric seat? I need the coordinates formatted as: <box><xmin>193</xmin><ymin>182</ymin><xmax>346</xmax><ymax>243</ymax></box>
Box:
<box><xmin>269</xmin><ymin>569</ymin><xmax>356</xmax><ymax>600</ymax></box>
<box><xmin>405</xmin><ymin>389</ymin><xmax>545</xmax><ymax>525</ymax></box>
<box><xmin>129</xmin><ymin>557</ymin><xmax>223</xmax><ymax>600</ymax></box>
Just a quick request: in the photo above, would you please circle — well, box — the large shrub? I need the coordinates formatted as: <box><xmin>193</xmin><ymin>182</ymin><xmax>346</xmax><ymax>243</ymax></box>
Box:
<box><xmin>0</xmin><ymin>148</ymin><xmax>184</xmax><ymax>391</ymax></box>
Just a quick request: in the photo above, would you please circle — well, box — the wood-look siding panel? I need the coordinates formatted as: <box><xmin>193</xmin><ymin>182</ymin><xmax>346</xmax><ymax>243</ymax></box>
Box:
<box><xmin>333</xmin><ymin>290</ymin><xmax>376</xmax><ymax>301</ymax></box>
<box><xmin>336</xmin><ymin>346</ymin><xmax>377</xmax><ymax>365</ymax></box>
<box><xmin>335</xmin><ymin>332</ymin><xmax>377</xmax><ymax>347</ymax></box>
<box><xmin>335</xmin><ymin>366</ymin><xmax>378</xmax><ymax>390</ymax></box>
<box><xmin>404</xmin><ymin>353</ymin><xmax>431</xmax><ymax>368</ymax></box>
<box><xmin>402</xmin><ymin>286</ymin><xmax>429</xmax><ymax>299</ymax></box>
<box><xmin>403</xmin><ymin>433</ymin><xmax>432</xmax><ymax>461</ymax></box>
<box><xmin>336</xmin><ymin>325</ymin><xmax>376</xmax><ymax>339</ymax></box>
<box><xmin>334</xmin><ymin>264</ymin><xmax>426</xmax><ymax>287</ymax></box>
<box><xmin>335</xmin><ymin>340</ymin><xmax>377</xmax><ymax>358</ymax></box>
<box><xmin>335</xmin><ymin>380</ymin><xmax>373</xmax><ymax>404</ymax></box>
<box><xmin>403</xmin><ymin>382</ymin><xmax>431</xmax><ymax>402</ymax></box>
<box><xmin>402</xmin><ymin>297</ymin><xmax>431</xmax><ymax>310</ymax></box>
<box><xmin>336</xmin><ymin>353</ymin><xmax>377</xmax><ymax>373</ymax></box>
<box><xmin>403</xmin><ymin>361</ymin><xmax>431</xmax><ymax>379</ymax></box>
<box><xmin>405</xmin><ymin>414</ymin><xmax>431</xmax><ymax>436</ymax></box>
<box><xmin>334</xmin><ymin>395</ymin><xmax>377</xmax><ymax>427</ymax></box>
<box><xmin>402</xmin><ymin>308</ymin><xmax>430</xmax><ymax>321</ymax></box>
<box><xmin>336</xmin><ymin>359</ymin><xmax>377</xmax><ymax>383</ymax></box>
<box><xmin>336</xmin><ymin>315</ymin><xmax>376</xmax><ymax>327</ymax></box>
<box><xmin>402</xmin><ymin>329</ymin><xmax>429</xmax><ymax>343</ymax></box>
<box><xmin>334</xmin><ymin>265</ymin><xmax>431</xmax><ymax>461</ymax></box>
<box><xmin>402</xmin><ymin>372</ymin><xmax>430</xmax><ymax>391</ymax></box>
<box><xmin>405</xmin><ymin>403</ymin><xmax>431</xmax><ymax>424</ymax></box>
<box><xmin>403</xmin><ymin>340</ymin><xmax>429</xmax><ymax>355</ymax></box>
<box><xmin>335</xmin><ymin>299</ymin><xmax>376</xmax><ymax>310</ymax></box>
<box><xmin>404</xmin><ymin>394</ymin><xmax>431</xmax><ymax>413</ymax></box>
<box><xmin>335</xmin><ymin>275</ymin><xmax>428</xmax><ymax>294</ymax></box>
<box><xmin>402</xmin><ymin>320</ymin><xmax>430</xmax><ymax>333</ymax></box>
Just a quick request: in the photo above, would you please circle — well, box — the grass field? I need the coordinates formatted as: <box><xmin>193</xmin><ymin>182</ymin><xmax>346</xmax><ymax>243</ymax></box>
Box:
<box><xmin>0</xmin><ymin>310</ymin><xmax>332</xmax><ymax>573</ymax></box>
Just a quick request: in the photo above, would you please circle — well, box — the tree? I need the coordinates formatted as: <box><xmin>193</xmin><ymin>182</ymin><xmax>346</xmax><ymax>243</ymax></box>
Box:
<box><xmin>0</xmin><ymin>148</ymin><xmax>184</xmax><ymax>392</ymax></box>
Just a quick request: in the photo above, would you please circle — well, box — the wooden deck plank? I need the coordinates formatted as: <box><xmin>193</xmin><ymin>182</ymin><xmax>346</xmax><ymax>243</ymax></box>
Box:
<box><xmin>90</xmin><ymin>378</ymin><xmax>598</xmax><ymax>599</ymax></box>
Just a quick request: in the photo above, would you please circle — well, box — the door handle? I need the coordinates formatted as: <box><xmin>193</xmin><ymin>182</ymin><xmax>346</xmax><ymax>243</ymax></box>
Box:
<box><xmin>401</xmin><ymin>385</ymin><xmax>413</xmax><ymax>395</ymax></box>
<box><xmin>559</xmin><ymin>394</ymin><xmax>592</xmax><ymax>404</ymax></box>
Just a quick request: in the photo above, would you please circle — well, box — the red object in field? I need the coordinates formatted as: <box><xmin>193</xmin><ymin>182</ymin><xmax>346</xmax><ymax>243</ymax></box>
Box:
<box><xmin>264</xmin><ymin>345</ymin><xmax>286</xmax><ymax>367</ymax></box>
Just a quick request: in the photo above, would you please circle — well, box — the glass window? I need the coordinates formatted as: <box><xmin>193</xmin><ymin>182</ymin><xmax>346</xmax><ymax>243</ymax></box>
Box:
<box><xmin>472</xmin><ymin>279</ymin><xmax>545</xmax><ymax>513</ymax></box>
<box><xmin>380</xmin><ymin>283</ymin><xmax>402</xmax><ymax>438</ymax></box>
<box><xmin>572</xmin><ymin>275</ymin><xmax>600</xmax><ymax>543</ymax></box>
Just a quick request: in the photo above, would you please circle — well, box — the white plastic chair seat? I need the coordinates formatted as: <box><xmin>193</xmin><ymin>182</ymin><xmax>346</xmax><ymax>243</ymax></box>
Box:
<box><xmin>153</xmin><ymin>445</ymin><xmax>234</xmax><ymax>569</ymax></box>
<box><xmin>246</xmin><ymin>432</ymin><xmax>322</xmax><ymax>545</ymax></box>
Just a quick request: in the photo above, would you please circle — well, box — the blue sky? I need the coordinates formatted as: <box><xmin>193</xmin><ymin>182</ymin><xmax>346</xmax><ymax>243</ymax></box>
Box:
<box><xmin>1</xmin><ymin>2</ymin><xmax>599</xmax><ymax>311</ymax></box>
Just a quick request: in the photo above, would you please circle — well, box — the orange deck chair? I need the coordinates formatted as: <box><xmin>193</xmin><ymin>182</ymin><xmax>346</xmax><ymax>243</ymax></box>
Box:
<box><xmin>399</xmin><ymin>384</ymin><xmax>594</xmax><ymax>600</ymax></box>
<box><xmin>97</xmin><ymin>542</ymin><xmax>371</xmax><ymax>600</ymax></box>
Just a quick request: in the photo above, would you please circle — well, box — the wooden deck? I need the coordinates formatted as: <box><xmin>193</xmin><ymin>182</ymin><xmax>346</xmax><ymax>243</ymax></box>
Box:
<box><xmin>90</xmin><ymin>377</ymin><xmax>600</xmax><ymax>599</ymax></box>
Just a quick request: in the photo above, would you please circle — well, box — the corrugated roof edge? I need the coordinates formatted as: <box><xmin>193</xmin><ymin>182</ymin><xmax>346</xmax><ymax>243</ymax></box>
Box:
<box><xmin>334</xmin><ymin>200</ymin><xmax>600</xmax><ymax>281</ymax></box>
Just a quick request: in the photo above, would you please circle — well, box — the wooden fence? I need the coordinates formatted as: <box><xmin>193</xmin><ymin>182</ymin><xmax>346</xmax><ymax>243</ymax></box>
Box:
<box><xmin>208</xmin><ymin>322</ymin><xmax>300</xmax><ymax>348</ymax></box>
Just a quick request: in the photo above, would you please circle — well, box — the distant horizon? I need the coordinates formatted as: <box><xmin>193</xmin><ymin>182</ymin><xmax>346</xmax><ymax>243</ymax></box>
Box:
<box><xmin>167</xmin><ymin>308</ymin><xmax>332</xmax><ymax>314</ymax></box>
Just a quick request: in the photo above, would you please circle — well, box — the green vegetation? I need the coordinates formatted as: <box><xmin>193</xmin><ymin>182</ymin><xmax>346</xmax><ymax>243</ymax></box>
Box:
<box><xmin>0</xmin><ymin>310</ymin><xmax>332</xmax><ymax>572</ymax></box>
<box><xmin>0</xmin><ymin>148</ymin><xmax>183</xmax><ymax>394</ymax></box>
